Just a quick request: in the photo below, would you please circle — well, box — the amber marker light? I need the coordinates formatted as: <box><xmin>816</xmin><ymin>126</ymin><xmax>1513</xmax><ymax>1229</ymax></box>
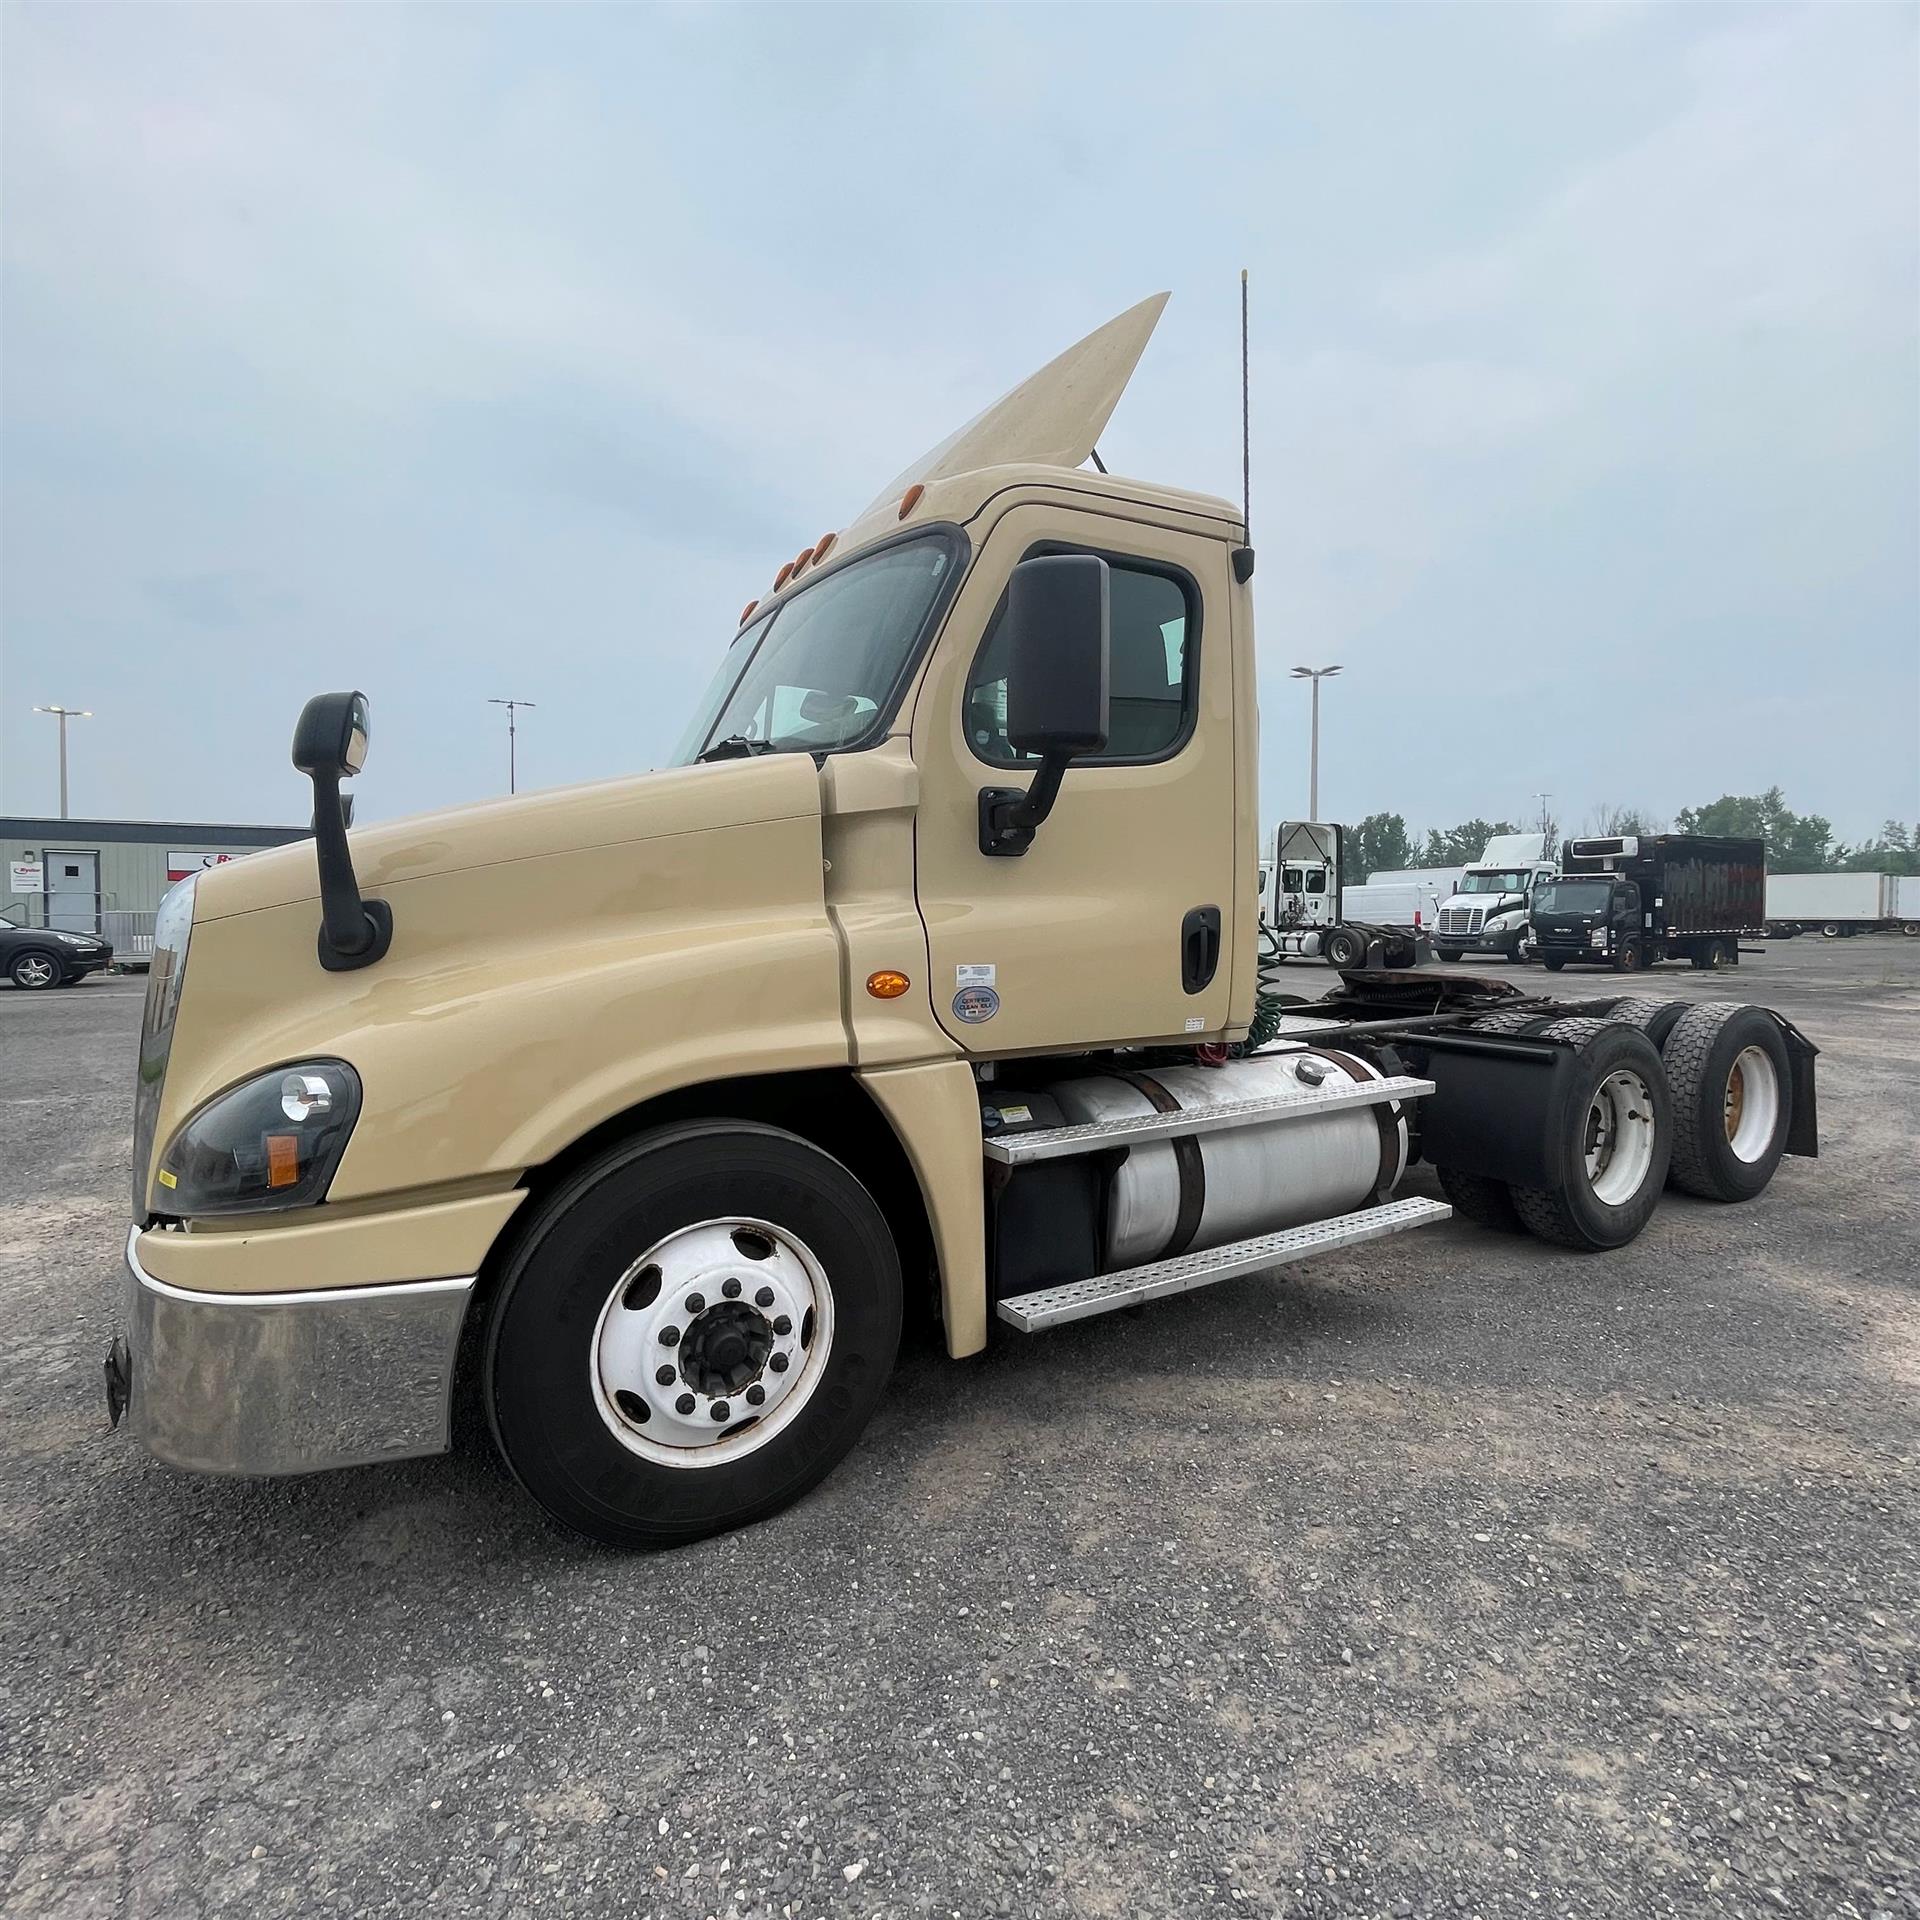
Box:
<box><xmin>865</xmin><ymin>970</ymin><xmax>911</xmax><ymax>999</ymax></box>
<box><xmin>738</xmin><ymin>599</ymin><xmax>759</xmax><ymax>626</ymax></box>
<box><xmin>898</xmin><ymin>484</ymin><xmax>924</xmax><ymax>520</ymax></box>
<box><xmin>793</xmin><ymin>545</ymin><xmax>816</xmax><ymax>575</ymax></box>
<box><xmin>773</xmin><ymin>561</ymin><xmax>795</xmax><ymax>591</ymax></box>
<box><xmin>812</xmin><ymin>531</ymin><xmax>837</xmax><ymax>564</ymax></box>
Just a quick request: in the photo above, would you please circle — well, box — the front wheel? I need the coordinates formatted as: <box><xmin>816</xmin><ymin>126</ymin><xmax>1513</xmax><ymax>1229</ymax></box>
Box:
<box><xmin>1541</xmin><ymin>953</ymin><xmax>1567</xmax><ymax>972</ymax></box>
<box><xmin>9</xmin><ymin>952</ymin><xmax>60</xmax><ymax>990</ymax></box>
<box><xmin>1611</xmin><ymin>941</ymin><xmax>1644</xmax><ymax>975</ymax></box>
<box><xmin>1437</xmin><ymin>949</ymin><xmax>1462</xmax><ymax>964</ymax></box>
<box><xmin>484</xmin><ymin>1122</ymin><xmax>903</xmax><ymax>1549</ymax></box>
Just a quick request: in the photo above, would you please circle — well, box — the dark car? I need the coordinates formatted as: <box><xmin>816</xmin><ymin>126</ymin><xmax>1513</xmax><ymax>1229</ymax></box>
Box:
<box><xmin>0</xmin><ymin>913</ymin><xmax>114</xmax><ymax>990</ymax></box>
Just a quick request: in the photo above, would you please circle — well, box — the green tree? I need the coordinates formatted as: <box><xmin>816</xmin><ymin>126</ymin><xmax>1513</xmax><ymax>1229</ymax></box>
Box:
<box><xmin>1584</xmin><ymin>802</ymin><xmax>1668</xmax><ymax>838</ymax></box>
<box><xmin>1674</xmin><ymin>788</ymin><xmax>1836</xmax><ymax>871</ymax></box>
<box><xmin>1417</xmin><ymin>819</ymin><xmax>1518</xmax><ymax>867</ymax></box>
<box><xmin>1839</xmin><ymin>821</ymin><xmax>1920</xmax><ymax>876</ymax></box>
<box><xmin>1347</xmin><ymin>812</ymin><xmax>1415</xmax><ymax>882</ymax></box>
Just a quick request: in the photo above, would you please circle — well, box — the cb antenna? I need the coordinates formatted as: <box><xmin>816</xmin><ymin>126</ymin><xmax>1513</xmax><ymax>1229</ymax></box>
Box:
<box><xmin>1233</xmin><ymin>269</ymin><xmax>1255</xmax><ymax>583</ymax></box>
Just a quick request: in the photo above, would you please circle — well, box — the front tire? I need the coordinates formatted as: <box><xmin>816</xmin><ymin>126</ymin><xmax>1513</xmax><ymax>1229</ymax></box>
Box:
<box><xmin>1541</xmin><ymin>954</ymin><xmax>1567</xmax><ymax>972</ymax></box>
<box><xmin>9</xmin><ymin>952</ymin><xmax>60</xmax><ymax>990</ymax></box>
<box><xmin>484</xmin><ymin>1122</ymin><xmax>903</xmax><ymax>1549</ymax></box>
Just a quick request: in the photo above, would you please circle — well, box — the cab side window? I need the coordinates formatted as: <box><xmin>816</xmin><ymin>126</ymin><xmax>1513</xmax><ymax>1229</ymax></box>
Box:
<box><xmin>966</xmin><ymin>555</ymin><xmax>1195</xmax><ymax>765</ymax></box>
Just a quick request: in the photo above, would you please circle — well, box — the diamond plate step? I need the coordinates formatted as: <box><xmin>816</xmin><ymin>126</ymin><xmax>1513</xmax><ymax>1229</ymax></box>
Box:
<box><xmin>982</xmin><ymin>1075</ymin><xmax>1433</xmax><ymax>1166</ymax></box>
<box><xmin>995</xmin><ymin>1196</ymin><xmax>1452</xmax><ymax>1331</ymax></box>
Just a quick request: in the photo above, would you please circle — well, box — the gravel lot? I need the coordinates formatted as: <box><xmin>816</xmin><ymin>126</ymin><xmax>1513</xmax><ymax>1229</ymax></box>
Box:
<box><xmin>3</xmin><ymin>941</ymin><xmax>1915</xmax><ymax>1920</ymax></box>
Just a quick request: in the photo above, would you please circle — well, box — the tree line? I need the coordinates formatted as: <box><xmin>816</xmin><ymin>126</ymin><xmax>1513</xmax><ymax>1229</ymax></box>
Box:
<box><xmin>1347</xmin><ymin>788</ymin><xmax>1920</xmax><ymax>883</ymax></box>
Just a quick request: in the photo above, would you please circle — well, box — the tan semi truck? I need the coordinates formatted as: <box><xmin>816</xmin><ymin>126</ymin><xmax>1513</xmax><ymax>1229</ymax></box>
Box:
<box><xmin>108</xmin><ymin>296</ymin><xmax>1819</xmax><ymax>1547</ymax></box>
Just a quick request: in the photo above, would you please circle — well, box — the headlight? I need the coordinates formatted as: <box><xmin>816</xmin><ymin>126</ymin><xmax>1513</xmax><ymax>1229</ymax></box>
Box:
<box><xmin>155</xmin><ymin>1060</ymin><xmax>361</xmax><ymax>1216</ymax></box>
<box><xmin>55</xmin><ymin>931</ymin><xmax>94</xmax><ymax>946</ymax></box>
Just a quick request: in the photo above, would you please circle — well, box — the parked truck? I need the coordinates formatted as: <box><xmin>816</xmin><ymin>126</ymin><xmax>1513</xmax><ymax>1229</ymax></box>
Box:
<box><xmin>1532</xmin><ymin>834</ymin><xmax>1765</xmax><ymax>973</ymax></box>
<box><xmin>108</xmin><ymin>296</ymin><xmax>1820</xmax><ymax>1549</ymax></box>
<box><xmin>1431</xmin><ymin>834</ymin><xmax>1556</xmax><ymax>963</ymax></box>
<box><xmin>1261</xmin><ymin>821</ymin><xmax>1421</xmax><ymax>968</ymax></box>
<box><xmin>1765</xmin><ymin>871</ymin><xmax>1920</xmax><ymax>939</ymax></box>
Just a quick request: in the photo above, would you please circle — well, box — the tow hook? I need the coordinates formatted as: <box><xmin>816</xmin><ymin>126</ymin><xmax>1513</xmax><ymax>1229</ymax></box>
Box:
<box><xmin>103</xmin><ymin>1336</ymin><xmax>130</xmax><ymax>1428</ymax></box>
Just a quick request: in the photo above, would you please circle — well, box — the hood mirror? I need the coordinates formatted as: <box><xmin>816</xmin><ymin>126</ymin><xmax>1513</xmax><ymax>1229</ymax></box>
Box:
<box><xmin>291</xmin><ymin>690</ymin><xmax>392</xmax><ymax>972</ymax></box>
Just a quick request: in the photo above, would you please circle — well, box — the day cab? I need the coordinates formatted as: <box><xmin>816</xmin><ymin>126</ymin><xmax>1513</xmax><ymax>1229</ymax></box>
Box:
<box><xmin>111</xmin><ymin>297</ymin><xmax>1267</xmax><ymax>1544</ymax></box>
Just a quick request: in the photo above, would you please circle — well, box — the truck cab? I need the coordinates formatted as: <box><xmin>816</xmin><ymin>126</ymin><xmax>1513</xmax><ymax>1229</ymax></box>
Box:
<box><xmin>1432</xmin><ymin>834</ymin><xmax>1555</xmax><ymax>964</ymax></box>
<box><xmin>109</xmin><ymin>295</ymin><xmax>1818</xmax><ymax>1551</ymax></box>
<box><xmin>1531</xmin><ymin>873</ymin><xmax>1641</xmax><ymax>971</ymax></box>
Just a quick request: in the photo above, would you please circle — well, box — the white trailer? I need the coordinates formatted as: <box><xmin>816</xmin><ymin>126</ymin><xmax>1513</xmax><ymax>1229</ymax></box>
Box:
<box><xmin>1892</xmin><ymin>875</ymin><xmax>1920</xmax><ymax>935</ymax></box>
<box><xmin>1765</xmin><ymin>872</ymin><xmax>1907</xmax><ymax>938</ymax></box>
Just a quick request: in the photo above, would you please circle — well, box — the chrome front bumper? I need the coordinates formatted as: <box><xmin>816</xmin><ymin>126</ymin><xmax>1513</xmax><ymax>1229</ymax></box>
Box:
<box><xmin>119</xmin><ymin>1225</ymin><xmax>475</xmax><ymax>1476</ymax></box>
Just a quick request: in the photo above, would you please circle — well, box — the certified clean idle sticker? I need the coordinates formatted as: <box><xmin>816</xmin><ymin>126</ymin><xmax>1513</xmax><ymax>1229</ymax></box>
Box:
<box><xmin>952</xmin><ymin>984</ymin><xmax>1000</xmax><ymax>1023</ymax></box>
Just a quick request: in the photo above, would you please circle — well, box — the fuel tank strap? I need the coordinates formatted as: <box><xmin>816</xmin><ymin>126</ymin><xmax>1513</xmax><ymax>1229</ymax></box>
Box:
<box><xmin>1299</xmin><ymin>1049</ymin><xmax>1403</xmax><ymax>1200</ymax></box>
<box><xmin>1107</xmin><ymin>1070</ymin><xmax>1207</xmax><ymax>1258</ymax></box>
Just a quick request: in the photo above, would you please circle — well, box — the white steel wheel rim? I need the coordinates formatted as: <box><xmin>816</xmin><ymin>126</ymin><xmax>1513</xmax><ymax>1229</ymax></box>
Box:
<box><xmin>1724</xmin><ymin>1046</ymin><xmax>1781</xmax><ymax>1163</ymax></box>
<box><xmin>17</xmin><ymin>955</ymin><xmax>55</xmax><ymax>986</ymax></box>
<box><xmin>1583</xmin><ymin>1069</ymin><xmax>1656</xmax><ymax>1206</ymax></box>
<box><xmin>590</xmin><ymin>1216</ymin><xmax>834</xmax><ymax>1469</ymax></box>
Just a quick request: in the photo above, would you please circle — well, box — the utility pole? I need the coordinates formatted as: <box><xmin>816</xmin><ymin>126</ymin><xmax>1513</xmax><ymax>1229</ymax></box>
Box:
<box><xmin>1532</xmin><ymin>791</ymin><xmax>1554</xmax><ymax>849</ymax></box>
<box><xmin>487</xmin><ymin>698</ymin><xmax>537</xmax><ymax>795</ymax></box>
<box><xmin>1289</xmin><ymin>666</ymin><xmax>1342</xmax><ymax>821</ymax></box>
<box><xmin>33</xmin><ymin>705</ymin><xmax>92</xmax><ymax>819</ymax></box>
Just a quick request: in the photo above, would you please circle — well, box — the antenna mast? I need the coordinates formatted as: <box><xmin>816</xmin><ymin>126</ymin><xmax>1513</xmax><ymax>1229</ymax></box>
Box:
<box><xmin>1233</xmin><ymin>269</ymin><xmax>1255</xmax><ymax>582</ymax></box>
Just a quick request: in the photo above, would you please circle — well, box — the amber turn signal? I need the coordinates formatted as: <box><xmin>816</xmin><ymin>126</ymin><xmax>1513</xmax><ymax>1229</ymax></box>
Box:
<box><xmin>865</xmin><ymin>970</ymin><xmax>911</xmax><ymax>1000</ymax></box>
<box><xmin>898</xmin><ymin>484</ymin><xmax>924</xmax><ymax>520</ymax></box>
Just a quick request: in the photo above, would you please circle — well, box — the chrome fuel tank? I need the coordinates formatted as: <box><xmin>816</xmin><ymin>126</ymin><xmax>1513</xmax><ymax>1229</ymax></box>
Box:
<box><xmin>1044</xmin><ymin>1052</ymin><xmax>1406</xmax><ymax>1269</ymax></box>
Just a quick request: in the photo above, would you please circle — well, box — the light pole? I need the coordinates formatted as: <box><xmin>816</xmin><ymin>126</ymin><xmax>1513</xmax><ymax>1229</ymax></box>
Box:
<box><xmin>1289</xmin><ymin>667</ymin><xmax>1341</xmax><ymax>820</ymax></box>
<box><xmin>487</xmin><ymin>697</ymin><xmax>537</xmax><ymax>795</ymax></box>
<box><xmin>33</xmin><ymin>705</ymin><xmax>92</xmax><ymax>819</ymax></box>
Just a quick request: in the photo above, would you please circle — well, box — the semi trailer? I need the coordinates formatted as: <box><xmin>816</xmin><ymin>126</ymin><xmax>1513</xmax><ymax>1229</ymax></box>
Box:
<box><xmin>108</xmin><ymin>295</ymin><xmax>1820</xmax><ymax>1549</ymax></box>
<box><xmin>1533</xmin><ymin>834</ymin><xmax>1765</xmax><ymax>973</ymax></box>
<box><xmin>1431</xmin><ymin>834</ymin><xmax>1556</xmax><ymax>963</ymax></box>
<box><xmin>1765</xmin><ymin>871</ymin><xmax>1920</xmax><ymax>938</ymax></box>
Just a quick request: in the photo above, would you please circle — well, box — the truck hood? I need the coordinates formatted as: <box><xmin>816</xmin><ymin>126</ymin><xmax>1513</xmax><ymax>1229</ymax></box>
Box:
<box><xmin>190</xmin><ymin>755</ymin><xmax>824</xmax><ymax>923</ymax></box>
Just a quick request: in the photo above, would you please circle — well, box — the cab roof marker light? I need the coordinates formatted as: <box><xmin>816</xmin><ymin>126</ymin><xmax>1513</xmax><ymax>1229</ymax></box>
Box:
<box><xmin>792</xmin><ymin>545</ymin><xmax>816</xmax><ymax>576</ymax></box>
<box><xmin>898</xmin><ymin>484</ymin><xmax>924</xmax><ymax>520</ymax></box>
<box><xmin>812</xmin><ymin>531</ymin><xmax>836</xmax><ymax>565</ymax></box>
<box><xmin>773</xmin><ymin>561</ymin><xmax>795</xmax><ymax>592</ymax></box>
<box><xmin>738</xmin><ymin>598</ymin><xmax>759</xmax><ymax>627</ymax></box>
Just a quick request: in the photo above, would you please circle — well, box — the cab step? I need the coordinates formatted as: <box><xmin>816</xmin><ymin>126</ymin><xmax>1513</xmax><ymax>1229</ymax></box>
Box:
<box><xmin>995</xmin><ymin>1195</ymin><xmax>1452</xmax><ymax>1332</ymax></box>
<box><xmin>982</xmin><ymin>1073</ymin><xmax>1432</xmax><ymax>1166</ymax></box>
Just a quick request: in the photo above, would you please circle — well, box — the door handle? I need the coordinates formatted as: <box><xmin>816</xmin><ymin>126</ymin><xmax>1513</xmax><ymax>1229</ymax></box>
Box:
<box><xmin>1181</xmin><ymin>905</ymin><xmax>1221</xmax><ymax>995</ymax></box>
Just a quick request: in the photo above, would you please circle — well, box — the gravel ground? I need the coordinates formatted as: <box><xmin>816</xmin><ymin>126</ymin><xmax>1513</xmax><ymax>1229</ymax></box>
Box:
<box><xmin>2</xmin><ymin>941</ymin><xmax>1915</xmax><ymax>1920</ymax></box>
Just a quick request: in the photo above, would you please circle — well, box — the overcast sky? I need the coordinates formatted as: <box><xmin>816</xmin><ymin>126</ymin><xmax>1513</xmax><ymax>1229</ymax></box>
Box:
<box><xmin>3</xmin><ymin>2</ymin><xmax>1915</xmax><ymax>843</ymax></box>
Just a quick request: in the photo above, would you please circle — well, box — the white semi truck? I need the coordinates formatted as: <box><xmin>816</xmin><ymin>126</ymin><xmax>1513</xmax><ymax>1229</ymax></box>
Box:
<box><xmin>1765</xmin><ymin>872</ymin><xmax>1920</xmax><ymax>938</ymax></box>
<box><xmin>1261</xmin><ymin>821</ymin><xmax>1422</xmax><ymax>968</ymax></box>
<box><xmin>1431</xmin><ymin>833</ymin><xmax>1557</xmax><ymax>964</ymax></box>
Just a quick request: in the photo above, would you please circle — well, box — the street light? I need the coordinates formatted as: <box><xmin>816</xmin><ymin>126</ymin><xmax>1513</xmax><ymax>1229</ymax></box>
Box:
<box><xmin>33</xmin><ymin>705</ymin><xmax>92</xmax><ymax>819</ymax></box>
<box><xmin>1289</xmin><ymin>667</ymin><xmax>1342</xmax><ymax>821</ymax></box>
<box><xmin>487</xmin><ymin>697</ymin><xmax>537</xmax><ymax>795</ymax></box>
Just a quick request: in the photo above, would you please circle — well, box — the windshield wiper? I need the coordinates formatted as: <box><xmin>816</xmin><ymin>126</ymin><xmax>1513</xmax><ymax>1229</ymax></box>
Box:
<box><xmin>695</xmin><ymin>734</ymin><xmax>778</xmax><ymax>764</ymax></box>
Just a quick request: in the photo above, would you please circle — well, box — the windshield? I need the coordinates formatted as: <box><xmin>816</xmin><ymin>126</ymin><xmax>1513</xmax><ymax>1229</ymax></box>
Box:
<box><xmin>1459</xmin><ymin>869</ymin><xmax>1532</xmax><ymax>895</ymax></box>
<box><xmin>674</xmin><ymin>532</ymin><xmax>962</xmax><ymax>764</ymax></box>
<box><xmin>1534</xmin><ymin>880</ymin><xmax>1613</xmax><ymax>914</ymax></box>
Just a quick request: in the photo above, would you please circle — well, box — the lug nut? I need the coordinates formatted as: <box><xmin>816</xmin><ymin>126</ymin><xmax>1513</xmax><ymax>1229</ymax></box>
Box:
<box><xmin>769</xmin><ymin>1352</ymin><xmax>790</xmax><ymax>1374</ymax></box>
<box><xmin>745</xmin><ymin>1384</ymin><xmax>766</xmax><ymax>1407</ymax></box>
<box><xmin>685</xmin><ymin>1293</ymin><xmax>705</xmax><ymax>1314</ymax></box>
<box><xmin>772</xmin><ymin>1314</ymin><xmax>792</xmax><ymax>1336</ymax></box>
<box><xmin>656</xmin><ymin>1365</ymin><xmax>676</xmax><ymax>1386</ymax></box>
<box><xmin>659</xmin><ymin>1325</ymin><xmax>681</xmax><ymax>1347</ymax></box>
<box><xmin>710</xmin><ymin>1402</ymin><xmax>730</xmax><ymax>1421</ymax></box>
<box><xmin>755</xmin><ymin>1286</ymin><xmax>775</xmax><ymax>1308</ymax></box>
<box><xmin>675</xmin><ymin>1393</ymin><xmax>696</xmax><ymax>1415</ymax></box>
<box><xmin>722</xmin><ymin>1277</ymin><xmax>742</xmax><ymax>1299</ymax></box>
